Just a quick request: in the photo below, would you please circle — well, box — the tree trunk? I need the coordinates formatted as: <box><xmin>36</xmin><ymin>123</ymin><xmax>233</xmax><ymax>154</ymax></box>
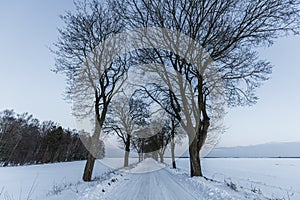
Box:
<box><xmin>187</xmin><ymin>79</ymin><xmax>209</xmax><ymax>177</ymax></box>
<box><xmin>138</xmin><ymin>152</ymin><xmax>143</xmax><ymax>162</ymax></box>
<box><xmin>82</xmin><ymin>152</ymin><xmax>96</xmax><ymax>181</ymax></box>
<box><xmin>82</xmin><ymin>104</ymin><xmax>106</xmax><ymax>182</ymax></box>
<box><xmin>171</xmin><ymin>135</ymin><xmax>176</xmax><ymax>169</ymax></box>
<box><xmin>124</xmin><ymin>151</ymin><xmax>129</xmax><ymax>167</ymax></box>
<box><xmin>189</xmin><ymin>136</ymin><xmax>202</xmax><ymax>177</ymax></box>
<box><xmin>124</xmin><ymin>135</ymin><xmax>131</xmax><ymax>167</ymax></box>
<box><xmin>153</xmin><ymin>151</ymin><xmax>158</xmax><ymax>161</ymax></box>
<box><xmin>159</xmin><ymin>152</ymin><xmax>164</xmax><ymax>163</ymax></box>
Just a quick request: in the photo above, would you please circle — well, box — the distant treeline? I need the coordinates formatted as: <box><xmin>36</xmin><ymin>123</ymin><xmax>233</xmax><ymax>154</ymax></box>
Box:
<box><xmin>0</xmin><ymin>109</ymin><xmax>104</xmax><ymax>166</ymax></box>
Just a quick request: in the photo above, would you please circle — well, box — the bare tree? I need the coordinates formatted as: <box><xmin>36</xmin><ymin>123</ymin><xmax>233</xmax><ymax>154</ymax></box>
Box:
<box><xmin>120</xmin><ymin>0</ymin><xmax>300</xmax><ymax>177</ymax></box>
<box><xmin>155</xmin><ymin>118</ymin><xmax>173</xmax><ymax>163</ymax></box>
<box><xmin>145</xmin><ymin>113</ymin><xmax>183</xmax><ymax>164</ymax></box>
<box><xmin>131</xmin><ymin>136</ymin><xmax>145</xmax><ymax>162</ymax></box>
<box><xmin>0</xmin><ymin>110</ymin><xmax>89</xmax><ymax>166</ymax></box>
<box><xmin>53</xmin><ymin>0</ymin><xmax>128</xmax><ymax>181</ymax></box>
<box><xmin>106</xmin><ymin>96</ymin><xmax>133</xmax><ymax>167</ymax></box>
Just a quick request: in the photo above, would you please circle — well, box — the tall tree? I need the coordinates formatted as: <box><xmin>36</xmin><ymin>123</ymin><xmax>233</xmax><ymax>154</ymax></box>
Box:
<box><xmin>105</xmin><ymin>92</ymin><xmax>150</xmax><ymax>166</ymax></box>
<box><xmin>53</xmin><ymin>0</ymin><xmax>128</xmax><ymax>181</ymax></box>
<box><xmin>120</xmin><ymin>0</ymin><xmax>300</xmax><ymax>177</ymax></box>
<box><xmin>105</xmin><ymin>95</ymin><xmax>135</xmax><ymax>167</ymax></box>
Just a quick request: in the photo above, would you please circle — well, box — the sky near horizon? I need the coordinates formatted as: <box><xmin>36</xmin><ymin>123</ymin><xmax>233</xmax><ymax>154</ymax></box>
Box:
<box><xmin>1</xmin><ymin>1</ymin><xmax>300</xmax><ymax>147</ymax></box>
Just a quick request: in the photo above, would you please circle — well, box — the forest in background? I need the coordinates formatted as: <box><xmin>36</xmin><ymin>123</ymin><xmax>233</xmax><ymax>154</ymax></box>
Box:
<box><xmin>0</xmin><ymin>109</ymin><xmax>104</xmax><ymax>166</ymax></box>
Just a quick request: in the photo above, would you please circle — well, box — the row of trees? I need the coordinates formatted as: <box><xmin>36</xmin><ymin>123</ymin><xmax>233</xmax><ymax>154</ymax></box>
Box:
<box><xmin>0</xmin><ymin>110</ymin><xmax>103</xmax><ymax>166</ymax></box>
<box><xmin>53</xmin><ymin>0</ymin><xmax>300</xmax><ymax>181</ymax></box>
<box><xmin>105</xmin><ymin>93</ymin><xmax>182</xmax><ymax>168</ymax></box>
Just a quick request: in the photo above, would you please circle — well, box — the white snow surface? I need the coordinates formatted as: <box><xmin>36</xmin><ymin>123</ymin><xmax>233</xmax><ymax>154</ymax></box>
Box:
<box><xmin>125</xmin><ymin>157</ymin><xmax>166</xmax><ymax>173</ymax></box>
<box><xmin>0</xmin><ymin>158</ymin><xmax>136</xmax><ymax>200</ymax></box>
<box><xmin>1</xmin><ymin>158</ymin><xmax>299</xmax><ymax>199</ymax></box>
<box><xmin>80</xmin><ymin>158</ymin><xmax>242</xmax><ymax>200</ymax></box>
<box><xmin>174</xmin><ymin>158</ymin><xmax>300</xmax><ymax>200</ymax></box>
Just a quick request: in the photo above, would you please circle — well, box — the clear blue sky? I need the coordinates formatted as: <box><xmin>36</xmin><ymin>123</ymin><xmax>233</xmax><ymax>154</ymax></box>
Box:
<box><xmin>1</xmin><ymin>1</ymin><xmax>300</xmax><ymax>147</ymax></box>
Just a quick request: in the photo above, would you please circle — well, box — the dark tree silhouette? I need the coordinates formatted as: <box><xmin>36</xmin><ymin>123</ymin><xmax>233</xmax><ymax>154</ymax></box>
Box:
<box><xmin>53</xmin><ymin>0</ymin><xmax>128</xmax><ymax>181</ymax></box>
<box><xmin>119</xmin><ymin>0</ymin><xmax>300</xmax><ymax>177</ymax></box>
<box><xmin>105</xmin><ymin>93</ymin><xmax>150</xmax><ymax>167</ymax></box>
<box><xmin>0</xmin><ymin>110</ymin><xmax>91</xmax><ymax>166</ymax></box>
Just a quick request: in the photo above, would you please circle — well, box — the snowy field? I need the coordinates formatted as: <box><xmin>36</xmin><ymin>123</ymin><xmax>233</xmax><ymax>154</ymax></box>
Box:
<box><xmin>0</xmin><ymin>158</ymin><xmax>138</xmax><ymax>200</ymax></box>
<box><xmin>175</xmin><ymin>158</ymin><xmax>300</xmax><ymax>200</ymax></box>
<box><xmin>0</xmin><ymin>158</ymin><xmax>299</xmax><ymax>199</ymax></box>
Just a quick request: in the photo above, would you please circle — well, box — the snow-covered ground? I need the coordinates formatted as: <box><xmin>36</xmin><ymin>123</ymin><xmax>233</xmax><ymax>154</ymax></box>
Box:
<box><xmin>80</xmin><ymin>158</ymin><xmax>246</xmax><ymax>200</ymax></box>
<box><xmin>175</xmin><ymin>158</ymin><xmax>300</xmax><ymax>200</ymax></box>
<box><xmin>0</xmin><ymin>158</ymin><xmax>137</xmax><ymax>200</ymax></box>
<box><xmin>0</xmin><ymin>158</ymin><xmax>299</xmax><ymax>199</ymax></box>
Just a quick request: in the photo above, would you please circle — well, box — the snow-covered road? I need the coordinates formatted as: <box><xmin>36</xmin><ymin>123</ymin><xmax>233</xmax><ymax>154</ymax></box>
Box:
<box><xmin>4</xmin><ymin>158</ymin><xmax>290</xmax><ymax>199</ymax></box>
<box><xmin>104</xmin><ymin>168</ymin><xmax>198</xmax><ymax>200</ymax></box>
<box><xmin>81</xmin><ymin>159</ymin><xmax>240</xmax><ymax>200</ymax></box>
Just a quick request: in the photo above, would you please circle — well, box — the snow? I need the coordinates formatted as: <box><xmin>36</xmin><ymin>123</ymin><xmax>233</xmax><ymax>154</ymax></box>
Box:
<box><xmin>125</xmin><ymin>158</ymin><xmax>166</xmax><ymax>173</ymax></box>
<box><xmin>174</xmin><ymin>158</ymin><xmax>300</xmax><ymax>200</ymax></box>
<box><xmin>80</xmin><ymin>158</ymin><xmax>241</xmax><ymax>200</ymax></box>
<box><xmin>1</xmin><ymin>157</ymin><xmax>299</xmax><ymax>199</ymax></box>
<box><xmin>0</xmin><ymin>158</ymin><xmax>136</xmax><ymax>200</ymax></box>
